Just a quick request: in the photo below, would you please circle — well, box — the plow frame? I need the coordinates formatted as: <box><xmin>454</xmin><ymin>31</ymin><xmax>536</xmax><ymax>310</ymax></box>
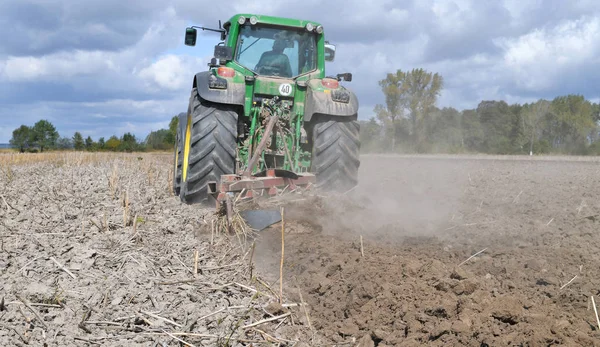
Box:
<box><xmin>208</xmin><ymin>169</ymin><xmax>316</xmax><ymax>209</ymax></box>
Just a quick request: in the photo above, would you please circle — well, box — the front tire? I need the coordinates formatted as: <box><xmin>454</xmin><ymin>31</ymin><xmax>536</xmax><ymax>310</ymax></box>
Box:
<box><xmin>310</xmin><ymin>115</ymin><xmax>361</xmax><ymax>192</ymax></box>
<box><xmin>180</xmin><ymin>89</ymin><xmax>238</xmax><ymax>205</ymax></box>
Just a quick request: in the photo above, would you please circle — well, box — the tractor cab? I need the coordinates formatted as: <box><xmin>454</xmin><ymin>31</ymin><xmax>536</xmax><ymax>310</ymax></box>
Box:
<box><xmin>236</xmin><ymin>24</ymin><xmax>317</xmax><ymax>79</ymax></box>
<box><xmin>184</xmin><ymin>14</ymin><xmax>337</xmax><ymax>80</ymax></box>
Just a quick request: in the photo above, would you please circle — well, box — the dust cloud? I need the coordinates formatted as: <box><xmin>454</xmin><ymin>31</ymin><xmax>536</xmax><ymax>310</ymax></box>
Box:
<box><xmin>251</xmin><ymin>154</ymin><xmax>474</xmax><ymax>279</ymax></box>
<box><xmin>310</xmin><ymin>155</ymin><xmax>473</xmax><ymax>242</ymax></box>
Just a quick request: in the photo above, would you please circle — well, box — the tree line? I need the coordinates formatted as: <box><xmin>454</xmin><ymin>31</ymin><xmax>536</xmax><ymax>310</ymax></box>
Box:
<box><xmin>9</xmin><ymin>116</ymin><xmax>180</xmax><ymax>153</ymax></box>
<box><xmin>360</xmin><ymin>68</ymin><xmax>600</xmax><ymax>155</ymax></box>
<box><xmin>10</xmin><ymin>76</ymin><xmax>600</xmax><ymax>157</ymax></box>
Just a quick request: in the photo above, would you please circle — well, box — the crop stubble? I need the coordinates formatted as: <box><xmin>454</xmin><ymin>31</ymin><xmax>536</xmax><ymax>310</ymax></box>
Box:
<box><xmin>0</xmin><ymin>153</ymin><xmax>312</xmax><ymax>346</ymax></box>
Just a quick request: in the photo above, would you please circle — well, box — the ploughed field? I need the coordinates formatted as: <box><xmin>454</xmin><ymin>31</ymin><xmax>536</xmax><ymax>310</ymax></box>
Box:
<box><xmin>257</xmin><ymin>154</ymin><xmax>600</xmax><ymax>346</ymax></box>
<box><xmin>2</xmin><ymin>152</ymin><xmax>600</xmax><ymax>346</ymax></box>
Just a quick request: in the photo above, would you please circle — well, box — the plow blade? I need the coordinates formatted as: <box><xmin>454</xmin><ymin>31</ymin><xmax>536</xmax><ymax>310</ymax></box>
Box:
<box><xmin>239</xmin><ymin>209</ymin><xmax>282</xmax><ymax>231</ymax></box>
<box><xmin>208</xmin><ymin>169</ymin><xmax>315</xmax><ymax>231</ymax></box>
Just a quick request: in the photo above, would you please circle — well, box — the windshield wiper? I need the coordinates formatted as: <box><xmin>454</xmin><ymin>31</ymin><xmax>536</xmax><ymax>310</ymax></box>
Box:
<box><xmin>240</xmin><ymin>38</ymin><xmax>261</xmax><ymax>55</ymax></box>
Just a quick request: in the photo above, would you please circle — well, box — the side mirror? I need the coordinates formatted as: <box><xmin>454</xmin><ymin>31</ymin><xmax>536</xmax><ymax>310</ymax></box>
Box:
<box><xmin>214</xmin><ymin>45</ymin><xmax>233</xmax><ymax>61</ymax></box>
<box><xmin>185</xmin><ymin>27</ymin><xmax>197</xmax><ymax>46</ymax></box>
<box><xmin>337</xmin><ymin>73</ymin><xmax>352</xmax><ymax>82</ymax></box>
<box><xmin>324</xmin><ymin>43</ymin><xmax>336</xmax><ymax>62</ymax></box>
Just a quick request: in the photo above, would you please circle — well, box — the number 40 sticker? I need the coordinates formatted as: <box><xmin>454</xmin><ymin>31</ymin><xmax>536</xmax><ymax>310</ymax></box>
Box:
<box><xmin>279</xmin><ymin>83</ymin><xmax>293</xmax><ymax>96</ymax></box>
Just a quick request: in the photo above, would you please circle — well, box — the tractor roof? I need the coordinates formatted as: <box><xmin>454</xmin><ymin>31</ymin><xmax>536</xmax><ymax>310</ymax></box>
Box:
<box><xmin>224</xmin><ymin>13</ymin><xmax>322</xmax><ymax>30</ymax></box>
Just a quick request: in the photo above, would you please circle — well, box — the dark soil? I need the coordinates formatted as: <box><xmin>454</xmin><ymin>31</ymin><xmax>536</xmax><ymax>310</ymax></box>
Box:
<box><xmin>254</xmin><ymin>156</ymin><xmax>600</xmax><ymax>346</ymax></box>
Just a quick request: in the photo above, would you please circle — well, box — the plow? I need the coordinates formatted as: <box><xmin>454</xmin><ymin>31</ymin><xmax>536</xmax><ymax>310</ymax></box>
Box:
<box><xmin>171</xmin><ymin>13</ymin><xmax>361</xmax><ymax>227</ymax></box>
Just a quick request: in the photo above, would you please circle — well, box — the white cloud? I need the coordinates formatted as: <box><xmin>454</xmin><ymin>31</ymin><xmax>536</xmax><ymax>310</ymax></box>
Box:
<box><xmin>496</xmin><ymin>16</ymin><xmax>600</xmax><ymax>91</ymax></box>
<box><xmin>0</xmin><ymin>5</ymin><xmax>183</xmax><ymax>84</ymax></box>
<box><xmin>1</xmin><ymin>51</ymin><xmax>117</xmax><ymax>82</ymax></box>
<box><xmin>430</xmin><ymin>0</ymin><xmax>473</xmax><ymax>33</ymax></box>
<box><xmin>138</xmin><ymin>55</ymin><xmax>207</xmax><ymax>91</ymax></box>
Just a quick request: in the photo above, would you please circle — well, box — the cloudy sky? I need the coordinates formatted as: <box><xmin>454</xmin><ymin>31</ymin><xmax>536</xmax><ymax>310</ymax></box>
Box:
<box><xmin>1</xmin><ymin>0</ymin><xmax>600</xmax><ymax>143</ymax></box>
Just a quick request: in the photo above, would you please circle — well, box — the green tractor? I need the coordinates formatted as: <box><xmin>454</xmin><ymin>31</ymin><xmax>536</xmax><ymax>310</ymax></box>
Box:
<box><xmin>173</xmin><ymin>14</ymin><xmax>361</xmax><ymax>206</ymax></box>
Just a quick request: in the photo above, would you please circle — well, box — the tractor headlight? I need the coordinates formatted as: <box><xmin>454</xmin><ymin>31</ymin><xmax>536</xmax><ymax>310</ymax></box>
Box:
<box><xmin>238</xmin><ymin>16</ymin><xmax>246</xmax><ymax>25</ymax></box>
<box><xmin>250</xmin><ymin>16</ymin><xmax>258</xmax><ymax>25</ymax></box>
<box><xmin>305</xmin><ymin>23</ymin><xmax>314</xmax><ymax>31</ymax></box>
<box><xmin>315</xmin><ymin>25</ymin><xmax>323</xmax><ymax>34</ymax></box>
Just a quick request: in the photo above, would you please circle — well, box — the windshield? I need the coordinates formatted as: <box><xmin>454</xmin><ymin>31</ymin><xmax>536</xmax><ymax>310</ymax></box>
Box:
<box><xmin>235</xmin><ymin>24</ymin><xmax>317</xmax><ymax>78</ymax></box>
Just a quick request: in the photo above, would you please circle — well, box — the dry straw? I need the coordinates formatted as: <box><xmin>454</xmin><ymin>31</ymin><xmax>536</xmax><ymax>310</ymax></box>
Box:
<box><xmin>280</xmin><ymin>206</ymin><xmax>285</xmax><ymax>304</ymax></box>
<box><xmin>1</xmin><ymin>151</ymin><xmax>314</xmax><ymax>345</ymax></box>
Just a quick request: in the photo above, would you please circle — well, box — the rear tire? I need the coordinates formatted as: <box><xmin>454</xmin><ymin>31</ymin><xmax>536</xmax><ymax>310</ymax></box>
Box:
<box><xmin>180</xmin><ymin>88</ymin><xmax>238</xmax><ymax>205</ymax></box>
<box><xmin>310</xmin><ymin>115</ymin><xmax>361</xmax><ymax>192</ymax></box>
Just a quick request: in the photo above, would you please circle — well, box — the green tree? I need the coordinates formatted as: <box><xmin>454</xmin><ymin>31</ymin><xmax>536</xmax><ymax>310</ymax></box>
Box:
<box><xmin>427</xmin><ymin>107</ymin><xmax>463</xmax><ymax>153</ymax></box>
<box><xmin>523</xmin><ymin>100</ymin><xmax>551</xmax><ymax>155</ymax></box>
<box><xmin>359</xmin><ymin>117</ymin><xmax>383</xmax><ymax>153</ymax></box>
<box><xmin>461</xmin><ymin>109</ymin><xmax>484</xmax><ymax>152</ymax></box>
<box><xmin>9</xmin><ymin>125</ymin><xmax>31</xmax><ymax>153</ymax></box>
<box><xmin>105</xmin><ymin>136</ymin><xmax>121</xmax><ymax>151</ymax></box>
<box><xmin>375</xmin><ymin>68</ymin><xmax>443</xmax><ymax>152</ymax></box>
<box><xmin>31</xmin><ymin>119</ymin><xmax>59</xmax><ymax>152</ymax></box>
<box><xmin>165</xmin><ymin>115</ymin><xmax>180</xmax><ymax>145</ymax></box>
<box><xmin>56</xmin><ymin>137</ymin><xmax>73</xmax><ymax>150</ymax></box>
<box><xmin>548</xmin><ymin>95</ymin><xmax>595</xmax><ymax>153</ymax></box>
<box><xmin>508</xmin><ymin>105</ymin><xmax>525</xmax><ymax>152</ymax></box>
<box><xmin>119</xmin><ymin>132</ymin><xmax>138</xmax><ymax>152</ymax></box>
<box><xmin>98</xmin><ymin>137</ymin><xmax>105</xmax><ymax>150</ymax></box>
<box><xmin>145</xmin><ymin>129</ymin><xmax>171</xmax><ymax>150</ymax></box>
<box><xmin>73</xmin><ymin>132</ymin><xmax>85</xmax><ymax>150</ymax></box>
<box><xmin>403</xmin><ymin>68</ymin><xmax>444</xmax><ymax>152</ymax></box>
<box><xmin>85</xmin><ymin>136</ymin><xmax>94</xmax><ymax>151</ymax></box>
<box><xmin>589</xmin><ymin>103</ymin><xmax>600</xmax><ymax>146</ymax></box>
<box><xmin>375</xmin><ymin>70</ymin><xmax>407</xmax><ymax>151</ymax></box>
<box><xmin>476</xmin><ymin>100</ymin><xmax>520</xmax><ymax>154</ymax></box>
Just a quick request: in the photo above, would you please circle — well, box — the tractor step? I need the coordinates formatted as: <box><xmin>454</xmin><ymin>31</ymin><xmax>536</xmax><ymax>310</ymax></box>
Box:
<box><xmin>208</xmin><ymin>168</ymin><xmax>315</xmax><ymax>207</ymax></box>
